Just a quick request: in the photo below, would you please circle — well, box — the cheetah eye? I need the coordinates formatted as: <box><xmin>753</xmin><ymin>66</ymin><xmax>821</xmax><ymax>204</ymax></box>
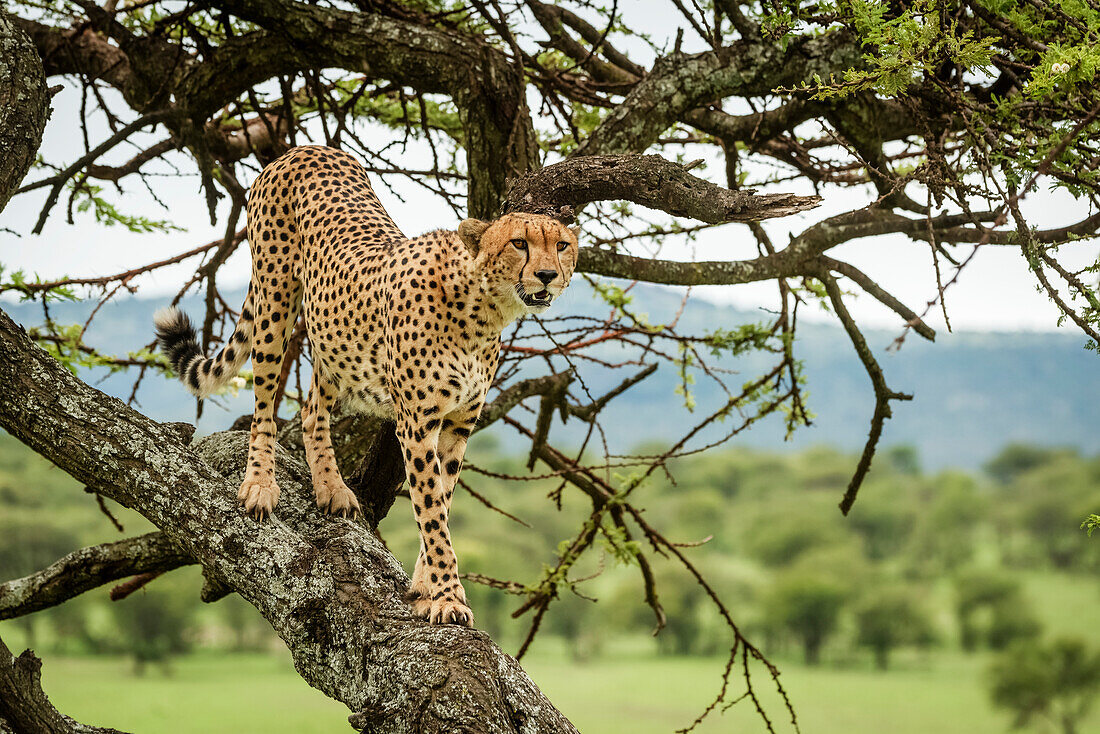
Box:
<box><xmin>510</xmin><ymin>238</ymin><xmax>527</xmax><ymax>250</ymax></box>
<box><xmin>556</xmin><ymin>241</ymin><xmax>570</xmax><ymax>251</ymax></box>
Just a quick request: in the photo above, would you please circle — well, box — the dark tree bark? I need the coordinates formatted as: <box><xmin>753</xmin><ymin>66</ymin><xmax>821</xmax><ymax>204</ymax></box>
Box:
<box><xmin>0</xmin><ymin>308</ymin><xmax>578</xmax><ymax>733</ymax></box>
<box><xmin>503</xmin><ymin>154</ymin><xmax>820</xmax><ymax>222</ymax></box>
<box><xmin>0</xmin><ymin>8</ymin><xmax>48</xmax><ymax>213</ymax></box>
<box><xmin>0</xmin><ymin>533</ymin><xmax>191</xmax><ymax>621</ymax></box>
<box><xmin>574</xmin><ymin>31</ymin><xmax>861</xmax><ymax>157</ymax></box>
<box><xmin>0</xmin><ymin>636</ymin><xmax>128</xmax><ymax>734</ymax></box>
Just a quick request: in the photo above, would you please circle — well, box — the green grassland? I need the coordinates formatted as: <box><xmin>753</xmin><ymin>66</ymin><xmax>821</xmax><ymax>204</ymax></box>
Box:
<box><xmin>4</xmin><ymin>565</ymin><xmax>1097</xmax><ymax>734</ymax></box>
<box><xmin>3</xmin><ymin>433</ymin><xmax>1099</xmax><ymax>733</ymax></box>
<box><xmin>4</xmin><ymin>644</ymin><xmax>1098</xmax><ymax>734</ymax></box>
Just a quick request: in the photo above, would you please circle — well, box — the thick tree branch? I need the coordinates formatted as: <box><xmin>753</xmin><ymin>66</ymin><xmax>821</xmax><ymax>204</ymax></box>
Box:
<box><xmin>0</xmin><ymin>533</ymin><xmax>191</xmax><ymax>621</ymax></box>
<box><xmin>0</xmin><ymin>8</ymin><xmax>49</xmax><ymax>214</ymax></box>
<box><xmin>575</xmin><ymin>31</ymin><xmax>861</xmax><ymax>156</ymax></box>
<box><xmin>0</xmin><ymin>307</ymin><xmax>577</xmax><ymax>733</ymax></box>
<box><xmin>573</xmin><ymin>208</ymin><xmax>1000</xmax><ymax>287</ymax></box>
<box><xmin>504</xmin><ymin>154</ymin><xmax>821</xmax><ymax>222</ymax></box>
<box><xmin>208</xmin><ymin>0</ymin><xmax>538</xmax><ymax>217</ymax></box>
<box><xmin>12</xmin><ymin>17</ymin><xmax>139</xmax><ymax>106</ymax></box>
<box><xmin>0</xmin><ymin>636</ymin><xmax>128</xmax><ymax>734</ymax></box>
<box><xmin>15</xmin><ymin>0</ymin><xmax>537</xmax><ymax>216</ymax></box>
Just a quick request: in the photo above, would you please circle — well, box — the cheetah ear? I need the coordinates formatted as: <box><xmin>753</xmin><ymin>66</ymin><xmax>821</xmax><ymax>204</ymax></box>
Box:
<box><xmin>458</xmin><ymin>218</ymin><xmax>491</xmax><ymax>255</ymax></box>
<box><xmin>569</xmin><ymin>225</ymin><xmax>581</xmax><ymax>239</ymax></box>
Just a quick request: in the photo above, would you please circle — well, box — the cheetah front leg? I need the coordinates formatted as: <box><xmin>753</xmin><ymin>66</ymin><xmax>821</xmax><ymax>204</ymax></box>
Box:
<box><xmin>398</xmin><ymin>412</ymin><xmax>473</xmax><ymax>626</ymax></box>
<box><xmin>407</xmin><ymin>406</ymin><xmax>478</xmax><ymax>620</ymax></box>
<box><xmin>302</xmin><ymin>369</ymin><xmax>361</xmax><ymax>518</ymax></box>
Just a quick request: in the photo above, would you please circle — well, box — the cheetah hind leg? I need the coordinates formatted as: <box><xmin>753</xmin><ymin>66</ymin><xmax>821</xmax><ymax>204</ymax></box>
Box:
<box><xmin>404</xmin><ymin>552</ymin><xmax>474</xmax><ymax>625</ymax></box>
<box><xmin>237</xmin><ymin>407</ymin><xmax>282</xmax><ymax>518</ymax></box>
<box><xmin>302</xmin><ymin>372</ymin><xmax>361</xmax><ymax>518</ymax></box>
<box><xmin>404</xmin><ymin>548</ymin><xmax>431</xmax><ymax>604</ymax></box>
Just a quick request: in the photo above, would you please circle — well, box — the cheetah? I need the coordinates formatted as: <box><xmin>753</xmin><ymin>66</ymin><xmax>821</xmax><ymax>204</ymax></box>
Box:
<box><xmin>154</xmin><ymin>145</ymin><xmax>579</xmax><ymax>625</ymax></box>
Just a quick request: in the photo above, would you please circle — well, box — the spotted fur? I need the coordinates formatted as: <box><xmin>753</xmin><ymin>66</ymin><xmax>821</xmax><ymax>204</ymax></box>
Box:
<box><xmin>156</xmin><ymin>145</ymin><xmax>579</xmax><ymax>625</ymax></box>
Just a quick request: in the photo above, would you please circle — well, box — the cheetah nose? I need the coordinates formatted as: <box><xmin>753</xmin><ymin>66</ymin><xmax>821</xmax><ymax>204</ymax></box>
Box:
<box><xmin>535</xmin><ymin>269</ymin><xmax>558</xmax><ymax>285</ymax></box>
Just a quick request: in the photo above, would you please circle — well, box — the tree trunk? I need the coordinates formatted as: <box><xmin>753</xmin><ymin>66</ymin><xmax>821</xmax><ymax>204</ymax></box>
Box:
<box><xmin>0</xmin><ymin>635</ymin><xmax>129</xmax><ymax>733</ymax></box>
<box><xmin>804</xmin><ymin>635</ymin><xmax>821</xmax><ymax>666</ymax></box>
<box><xmin>0</xmin><ymin>307</ymin><xmax>578</xmax><ymax>734</ymax></box>
<box><xmin>874</xmin><ymin>644</ymin><xmax>889</xmax><ymax>670</ymax></box>
<box><xmin>0</xmin><ymin>7</ymin><xmax>49</xmax><ymax>213</ymax></box>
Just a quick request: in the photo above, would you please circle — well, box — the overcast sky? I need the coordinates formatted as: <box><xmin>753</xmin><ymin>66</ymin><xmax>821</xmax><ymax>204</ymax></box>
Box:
<box><xmin>3</xmin><ymin>4</ymin><xmax>1098</xmax><ymax>336</ymax></box>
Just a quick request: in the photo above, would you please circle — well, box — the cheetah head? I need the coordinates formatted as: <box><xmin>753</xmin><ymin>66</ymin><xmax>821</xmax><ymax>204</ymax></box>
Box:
<box><xmin>458</xmin><ymin>213</ymin><xmax>580</xmax><ymax>316</ymax></box>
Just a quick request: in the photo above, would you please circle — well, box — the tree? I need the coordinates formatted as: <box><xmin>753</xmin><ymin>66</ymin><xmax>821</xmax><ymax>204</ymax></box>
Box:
<box><xmin>985</xmin><ymin>444</ymin><xmax>1065</xmax><ymax>486</ymax></box>
<box><xmin>954</xmin><ymin>570</ymin><xmax>1041</xmax><ymax>652</ymax></box>
<box><xmin>955</xmin><ymin>571</ymin><xmax>1017</xmax><ymax>651</ymax></box>
<box><xmin>109</xmin><ymin>584</ymin><xmax>195</xmax><ymax>675</ymax></box>
<box><xmin>0</xmin><ymin>520</ymin><xmax>74</xmax><ymax>648</ymax></box>
<box><xmin>1010</xmin><ymin>462</ymin><xmax>1100</xmax><ymax>571</ymax></box>
<box><xmin>986</xmin><ymin>601</ymin><xmax>1042</xmax><ymax>651</ymax></box>
<box><xmin>4</xmin><ymin>0</ymin><xmax>1100</xmax><ymax>730</ymax></box>
<box><xmin>906</xmin><ymin>474</ymin><xmax>985</xmax><ymax>576</ymax></box>
<box><xmin>853</xmin><ymin>586</ymin><xmax>934</xmax><ymax>669</ymax></box>
<box><xmin>742</xmin><ymin>508</ymin><xmax>850</xmax><ymax>567</ymax></box>
<box><xmin>989</xmin><ymin>638</ymin><xmax>1100</xmax><ymax>734</ymax></box>
<box><xmin>764</xmin><ymin>570</ymin><xmax>850</xmax><ymax>665</ymax></box>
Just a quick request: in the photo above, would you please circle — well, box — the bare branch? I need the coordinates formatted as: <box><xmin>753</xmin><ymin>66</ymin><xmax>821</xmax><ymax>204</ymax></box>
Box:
<box><xmin>819</xmin><ymin>255</ymin><xmax>936</xmax><ymax>341</ymax></box>
<box><xmin>21</xmin><ymin>110</ymin><xmax>172</xmax><ymax>234</ymax></box>
<box><xmin>816</xmin><ymin>270</ymin><xmax>912</xmax><ymax>515</ymax></box>
<box><xmin>505</xmin><ymin>154</ymin><xmax>821</xmax><ymax>222</ymax></box>
<box><xmin>0</xmin><ymin>533</ymin><xmax>191</xmax><ymax>620</ymax></box>
<box><xmin>478</xmin><ymin>371</ymin><xmax>575</xmax><ymax>430</ymax></box>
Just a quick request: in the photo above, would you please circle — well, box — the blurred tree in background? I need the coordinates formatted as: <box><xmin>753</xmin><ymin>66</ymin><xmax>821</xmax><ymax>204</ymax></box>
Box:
<box><xmin>109</xmin><ymin>586</ymin><xmax>195</xmax><ymax>675</ymax></box>
<box><xmin>853</xmin><ymin>586</ymin><xmax>935</xmax><ymax>669</ymax></box>
<box><xmin>763</xmin><ymin>570</ymin><xmax>851</xmax><ymax>665</ymax></box>
<box><xmin>988</xmin><ymin>638</ymin><xmax>1100</xmax><ymax>734</ymax></box>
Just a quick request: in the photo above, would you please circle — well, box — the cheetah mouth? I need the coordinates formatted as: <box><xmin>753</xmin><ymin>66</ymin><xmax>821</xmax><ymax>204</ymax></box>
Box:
<box><xmin>517</xmin><ymin>286</ymin><xmax>553</xmax><ymax>308</ymax></box>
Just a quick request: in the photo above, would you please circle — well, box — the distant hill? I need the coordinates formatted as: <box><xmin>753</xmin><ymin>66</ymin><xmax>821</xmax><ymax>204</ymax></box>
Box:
<box><xmin>4</xmin><ymin>283</ymin><xmax>1098</xmax><ymax>469</ymax></box>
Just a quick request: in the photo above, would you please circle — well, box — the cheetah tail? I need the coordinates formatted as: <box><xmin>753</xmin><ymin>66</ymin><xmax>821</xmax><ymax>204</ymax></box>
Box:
<box><xmin>153</xmin><ymin>292</ymin><xmax>255</xmax><ymax>399</ymax></box>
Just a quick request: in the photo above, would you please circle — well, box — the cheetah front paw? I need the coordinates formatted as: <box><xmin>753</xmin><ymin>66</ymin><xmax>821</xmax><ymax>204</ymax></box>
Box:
<box><xmin>238</xmin><ymin>476</ymin><xmax>280</xmax><ymax>519</ymax></box>
<box><xmin>409</xmin><ymin>594</ymin><xmax>475</xmax><ymax>626</ymax></box>
<box><xmin>314</xmin><ymin>477</ymin><xmax>361</xmax><ymax>518</ymax></box>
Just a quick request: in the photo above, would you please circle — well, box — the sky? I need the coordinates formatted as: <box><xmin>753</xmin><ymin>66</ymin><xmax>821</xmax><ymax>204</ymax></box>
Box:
<box><xmin>2</xmin><ymin>4</ymin><xmax>1098</xmax><ymax>336</ymax></box>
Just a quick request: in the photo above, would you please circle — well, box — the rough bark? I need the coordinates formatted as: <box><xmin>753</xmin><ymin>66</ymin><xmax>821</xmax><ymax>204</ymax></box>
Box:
<box><xmin>0</xmin><ymin>8</ymin><xmax>49</xmax><ymax>213</ymax></box>
<box><xmin>0</xmin><ymin>308</ymin><xmax>577</xmax><ymax>734</ymax></box>
<box><xmin>503</xmin><ymin>153</ymin><xmax>821</xmax><ymax>222</ymax></box>
<box><xmin>0</xmin><ymin>636</ymin><xmax>128</xmax><ymax>734</ymax></box>
<box><xmin>0</xmin><ymin>533</ymin><xmax>191</xmax><ymax>621</ymax></box>
<box><xmin>574</xmin><ymin>31</ymin><xmax>861</xmax><ymax>156</ymax></box>
<box><xmin>345</xmin><ymin>423</ymin><xmax>407</xmax><ymax>530</ymax></box>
